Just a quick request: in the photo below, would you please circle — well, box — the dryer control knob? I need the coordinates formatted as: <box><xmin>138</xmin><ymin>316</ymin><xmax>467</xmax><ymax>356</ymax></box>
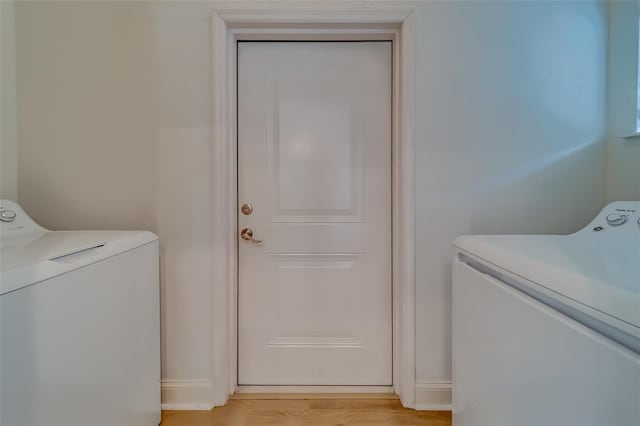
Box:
<box><xmin>606</xmin><ymin>212</ymin><xmax>627</xmax><ymax>226</ymax></box>
<box><xmin>0</xmin><ymin>209</ymin><xmax>16</xmax><ymax>222</ymax></box>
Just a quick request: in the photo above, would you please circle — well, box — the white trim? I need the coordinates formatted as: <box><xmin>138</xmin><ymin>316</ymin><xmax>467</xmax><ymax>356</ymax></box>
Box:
<box><xmin>210</xmin><ymin>4</ymin><xmax>417</xmax><ymax>410</ymax></box>
<box><xmin>218</xmin><ymin>11</ymin><xmax>413</xmax><ymax>25</ymax></box>
<box><xmin>236</xmin><ymin>385</ymin><xmax>395</xmax><ymax>394</ymax></box>
<box><xmin>414</xmin><ymin>382</ymin><xmax>453</xmax><ymax>411</ymax></box>
<box><xmin>211</xmin><ymin>10</ymin><xmax>237</xmax><ymax>407</ymax></box>
<box><xmin>161</xmin><ymin>380</ymin><xmax>220</xmax><ymax>411</ymax></box>
<box><xmin>395</xmin><ymin>11</ymin><xmax>416</xmax><ymax>409</ymax></box>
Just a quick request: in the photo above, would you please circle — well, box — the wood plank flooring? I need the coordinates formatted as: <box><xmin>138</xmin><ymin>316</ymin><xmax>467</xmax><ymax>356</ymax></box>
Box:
<box><xmin>161</xmin><ymin>396</ymin><xmax>452</xmax><ymax>426</ymax></box>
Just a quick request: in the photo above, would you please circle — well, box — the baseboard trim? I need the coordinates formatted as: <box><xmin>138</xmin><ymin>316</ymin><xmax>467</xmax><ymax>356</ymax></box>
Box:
<box><xmin>161</xmin><ymin>379</ymin><xmax>226</xmax><ymax>411</ymax></box>
<box><xmin>414</xmin><ymin>382</ymin><xmax>452</xmax><ymax>411</ymax></box>
<box><xmin>236</xmin><ymin>385</ymin><xmax>394</xmax><ymax>394</ymax></box>
<box><xmin>232</xmin><ymin>392</ymin><xmax>397</xmax><ymax>400</ymax></box>
<box><xmin>161</xmin><ymin>380</ymin><xmax>452</xmax><ymax>411</ymax></box>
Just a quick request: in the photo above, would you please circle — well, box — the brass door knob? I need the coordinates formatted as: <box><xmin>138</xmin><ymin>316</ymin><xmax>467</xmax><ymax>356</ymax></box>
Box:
<box><xmin>240</xmin><ymin>228</ymin><xmax>262</xmax><ymax>243</ymax></box>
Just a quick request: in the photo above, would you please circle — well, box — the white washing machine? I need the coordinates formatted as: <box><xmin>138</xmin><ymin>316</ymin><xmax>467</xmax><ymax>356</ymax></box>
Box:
<box><xmin>0</xmin><ymin>200</ymin><xmax>160</xmax><ymax>426</ymax></box>
<box><xmin>452</xmin><ymin>201</ymin><xmax>640</xmax><ymax>426</ymax></box>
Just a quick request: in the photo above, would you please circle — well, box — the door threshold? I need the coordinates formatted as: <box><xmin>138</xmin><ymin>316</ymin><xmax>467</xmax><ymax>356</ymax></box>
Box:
<box><xmin>234</xmin><ymin>385</ymin><xmax>395</xmax><ymax>398</ymax></box>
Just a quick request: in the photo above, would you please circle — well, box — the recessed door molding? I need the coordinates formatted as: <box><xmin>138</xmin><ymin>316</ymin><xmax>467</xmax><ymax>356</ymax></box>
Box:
<box><xmin>210</xmin><ymin>3</ymin><xmax>416</xmax><ymax>408</ymax></box>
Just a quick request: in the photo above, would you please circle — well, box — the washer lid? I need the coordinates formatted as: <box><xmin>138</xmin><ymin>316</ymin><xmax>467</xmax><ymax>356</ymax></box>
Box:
<box><xmin>454</xmin><ymin>232</ymin><xmax>640</xmax><ymax>331</ymax></box>
<box><xmin>1</xmin><ymin>230</ymin><xmax>158</xmax><ymax>295</ymax></box>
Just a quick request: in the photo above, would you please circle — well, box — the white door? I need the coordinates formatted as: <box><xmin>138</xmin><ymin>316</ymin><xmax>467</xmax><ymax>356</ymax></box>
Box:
<box><xmin>238</xmin><ymin>41</ymin><xmax>392</xmax><ymax>386</ymax></box>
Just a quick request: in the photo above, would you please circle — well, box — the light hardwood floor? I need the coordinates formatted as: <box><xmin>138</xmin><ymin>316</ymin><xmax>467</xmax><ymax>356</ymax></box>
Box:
<box><xmin>161</xmin><ymin>395</ymin><xmax>452</xmax><ymax>426</ymax></box>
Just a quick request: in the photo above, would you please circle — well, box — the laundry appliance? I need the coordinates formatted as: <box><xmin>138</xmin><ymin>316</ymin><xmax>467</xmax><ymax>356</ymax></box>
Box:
<box><xmin>0</xmin><ymin>199</ymin><xmax>160</xmax><ymax>426</ymax></box>
<box><xmin>453</xmin><ymin>201</ymin><xmax>640</xmax><ymax>426</ymax></box>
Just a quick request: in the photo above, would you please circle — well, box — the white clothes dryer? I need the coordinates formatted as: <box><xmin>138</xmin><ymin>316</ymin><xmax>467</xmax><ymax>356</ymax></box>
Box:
<box><xmin>453</xmin><ymin>201</ymin><xmax>640</xmax><ymax>426</ymax></box>
<box><xmin>0</xmin><ymin>200</ymin><xmax>160</xmax><ymax>426</ymax></box>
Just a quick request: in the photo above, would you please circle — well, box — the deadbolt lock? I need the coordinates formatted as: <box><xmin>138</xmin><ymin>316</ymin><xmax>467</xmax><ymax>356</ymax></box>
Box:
<box><xmin>241</xmin><ymin>203</ymin><xmax>253</xmax><ymax>215</ymax></box>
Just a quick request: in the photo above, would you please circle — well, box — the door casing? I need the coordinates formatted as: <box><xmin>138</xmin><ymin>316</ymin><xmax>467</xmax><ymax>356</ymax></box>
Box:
<box><xmin>210</xmin><ymin>6</ymin><xmax>416</xmax><ymax>408</ymax></box>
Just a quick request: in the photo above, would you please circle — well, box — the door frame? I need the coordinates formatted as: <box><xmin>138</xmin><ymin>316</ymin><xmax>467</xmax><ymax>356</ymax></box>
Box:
<box><xmin>210</xmin><ymin>4</ymin><xmax>417</xmax><ymax>408</ymax></box>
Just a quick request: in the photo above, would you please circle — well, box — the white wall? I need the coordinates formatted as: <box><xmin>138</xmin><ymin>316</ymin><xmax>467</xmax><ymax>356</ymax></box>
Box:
<box><xmin>1</xmin><ymin>0</ymin><xmax>17</xmax><ymax>201</ymax></box>
<box><xmin>12</xmin><ymin>0</ymin><xmax>608</xmax><ymax>408</ymax></box>
<box><xmin>15</xmin><ymin>0</ymin><xmax>218</xmax><ymax>407</ymax></box>
<box><xmin>413</xmin><ymin>0</ymin><xmax>608</xmax><ymax>387</ymax></box>
<box><xmin>606</xmin><ymin>0</ymin><xmax>640</xmax><ymax>201</ymax></box>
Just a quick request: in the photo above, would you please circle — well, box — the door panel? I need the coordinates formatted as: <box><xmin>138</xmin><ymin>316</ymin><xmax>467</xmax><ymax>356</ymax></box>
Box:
<box><xmin>238</xmin><ymin>41</ymin><xmax>392</xmax><ymax>385</ymax></box>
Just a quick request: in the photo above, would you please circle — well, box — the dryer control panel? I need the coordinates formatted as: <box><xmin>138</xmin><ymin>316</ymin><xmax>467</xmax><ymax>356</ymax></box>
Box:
<box><xmin>580</xmin><ymin>201</ymin><xmax>640</xmax><ymax>233</ymax></box>
<box><xmin>0</xmin><ymin>199</ymin><xmax>46</xmax><ymax>239</ymax></box>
